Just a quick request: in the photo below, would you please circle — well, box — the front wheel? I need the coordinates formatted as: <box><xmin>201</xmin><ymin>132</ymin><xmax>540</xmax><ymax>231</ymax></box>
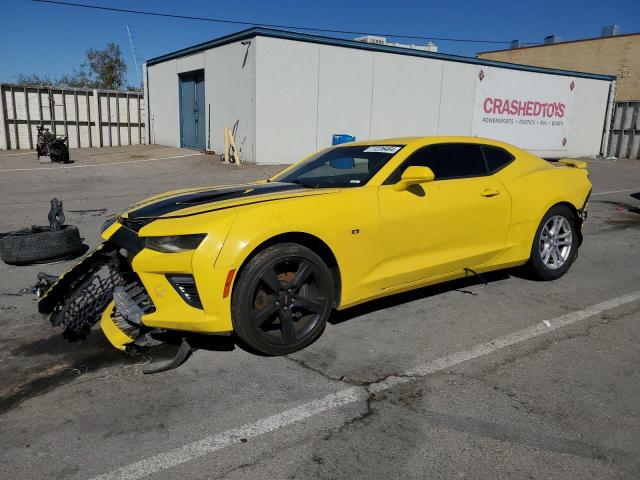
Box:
<box><xmin>527</xmin><ymin>205</ymin><xmax>578</xmax><ymax>281</ymax></box>
<box><xmin>231</xmin><ymin>243</ymin><xmax>334</xmax><ymax>355</ymax></box>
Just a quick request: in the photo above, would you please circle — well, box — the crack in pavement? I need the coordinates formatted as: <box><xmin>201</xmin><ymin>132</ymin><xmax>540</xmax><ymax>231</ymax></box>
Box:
<box><xmin>282</xmin><ymin>303</ymin><xmax>640</xmax><ymax>455</ymax></box>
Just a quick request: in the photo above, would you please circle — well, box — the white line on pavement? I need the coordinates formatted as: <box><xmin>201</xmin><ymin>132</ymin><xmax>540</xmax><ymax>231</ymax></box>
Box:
<box><xmin>592</xmin><ymin>188</ymin><xmax>638</xmax><ymax>196</ymax></box>
<box><xmin>0</xmin><ymin>153</ymin><xmax>203</xmax><ymax>173</ymax></box>
<box><xmin>5</xmin><ymin>151</ymin><xmax>34</xmax><ymax>156</ymax></box>
<box><xmin>88</xmin><ymin>289</ymin><xmax>640</xmax><ymax>480</ymax></box>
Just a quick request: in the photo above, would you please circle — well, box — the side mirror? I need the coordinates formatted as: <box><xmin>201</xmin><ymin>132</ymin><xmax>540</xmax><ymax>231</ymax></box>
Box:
<box><xmin>392</xmin><ymin>166</ymin><xmax>435</xmax><ymax>191</ymax></box>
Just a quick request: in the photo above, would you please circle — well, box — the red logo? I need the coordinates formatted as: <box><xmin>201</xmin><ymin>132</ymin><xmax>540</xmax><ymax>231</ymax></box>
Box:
<box><xmin>478</xmin><ymin>69</ymin><xmax>485</xmax><ymax>81</ymax></box>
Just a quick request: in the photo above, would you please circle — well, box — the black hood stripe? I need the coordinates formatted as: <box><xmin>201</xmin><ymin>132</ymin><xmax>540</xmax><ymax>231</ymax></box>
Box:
<box><xmin>127</xmin><ymin>183</ymin><xmax>305</xmax><ymax>219</ymax></box>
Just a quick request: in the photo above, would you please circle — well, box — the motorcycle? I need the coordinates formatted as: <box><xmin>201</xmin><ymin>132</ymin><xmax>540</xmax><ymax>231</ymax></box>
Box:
<box><xmin>36</xmin><ymin>125</ymin><xmax>70</xmax><ymax>163</ymax></box>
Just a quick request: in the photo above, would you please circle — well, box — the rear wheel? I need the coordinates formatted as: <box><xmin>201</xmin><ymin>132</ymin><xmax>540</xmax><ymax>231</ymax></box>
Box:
<box><xmin>527</xmin><ymin>205</ymin><xmax>578</xmax><ymax>280</ymax></box>
<box><xmin>231</xmin><ymin>243</ymin><xmax>334</xmax><ymax>355</ymax></box>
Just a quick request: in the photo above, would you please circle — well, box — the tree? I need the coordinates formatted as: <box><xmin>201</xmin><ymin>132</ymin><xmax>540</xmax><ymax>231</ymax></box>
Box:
<box><xmin>16</xmin><ymin>42</ymin><xmax>128</xmax><ymax>91</ymax></box>
<box><xmin>84</xmin><ymin>43</ymin><xmax>127</xmax><ymax>90</ymax></box>
<box><xmin>15</xmin><ymin>73</ymin><xmax>54</xmax><ymax>87</ymax></box>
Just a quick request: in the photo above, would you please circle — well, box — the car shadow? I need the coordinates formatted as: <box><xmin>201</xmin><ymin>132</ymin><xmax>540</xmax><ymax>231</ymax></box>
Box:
<box><xmin>329</xmin><ymin>269</ymin><xmax>512</xmax><ymax>326</ymax></box>
<box><xmin>193</xmin><ymin>269</ymin><xmax>517</xmax><ymax>357</ymax></box>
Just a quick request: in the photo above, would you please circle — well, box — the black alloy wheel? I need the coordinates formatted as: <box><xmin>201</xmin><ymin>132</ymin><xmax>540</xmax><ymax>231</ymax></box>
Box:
<box><xmin>231</xmin><ymin>243</ymin><xmax>334</xmax><ymax>355</ymax></box>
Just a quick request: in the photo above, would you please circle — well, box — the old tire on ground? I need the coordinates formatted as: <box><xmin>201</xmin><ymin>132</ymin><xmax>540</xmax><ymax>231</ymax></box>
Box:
<box><xmin>231</xmin><ymin>243</ymin><xmax>334</xmax><ymax>355</ymax></box>
<box><xmin>0</xmin><ymin>225</ymin><xmax>82</xmax><ymax>265</ymax></box>
<box><xmin>526</xmin><ymin>205</ymin><xmax>578</xmax><ymax>281</ymax></box>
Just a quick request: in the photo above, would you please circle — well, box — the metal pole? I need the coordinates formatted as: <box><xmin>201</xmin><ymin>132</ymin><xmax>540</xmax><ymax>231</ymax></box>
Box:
<box><xmin>93</xmin><ymin>89</ymin><xmax>102</xmax><ymax>147</ymax></box>
<box><xmin>127</xmin><ymin>25</ymin><xmax>142</xmax><ymax>88</ymax></box>
<box><xmin>137</xmin><ymin>94</ymin><xmax>142</xmax><ymax>144</ymax></box>
<box><xmin>10</xmin><ymin>86</ymin><xmax>19</xmax><ymax>149</ymax></box>
<box><xmin>630</xmin><ymin>102</ymin><xmax>639</xmax><ymax>160</ymax></box>
<box><xmin>616</xmin><ymin>102</ymin><xmax>627</xmax><ymax>158</ymax></box>
<box><xmin>37</xmin><ymin>87</ymin><xmax>43</xmax><ymax>126</ymax></box>
<box><xmin>0</xmin><ymin>85</ymin><xmax>9</xmax><ymax>150</ymax></box>
<box><xmin>24</xmin><ymin>87</ymin><xmax>33</xmax><ymax>149</ymax></box>
<box><xmin>61</xmin><ymin>89</ymin><xmax>69</xmax><ymax>144</ymax></box>
<box><xmin>126</xmin><ymin>93</ymin><xmax>131</xmax><ymax>145</ymax></box>
<box><xmin>115</xmin><ymin>92</ymin><xmax>121</xmax><ymax>146</ymax></box>
<box><xmin>49</xmin><ymin>88</ymin><xmax>56</xmax><ymax>134</ymax></box>
<box><xmin>73</xmin><ymin>90</ymin><xmax>81</xmax><ymax>148</ymax></box>
<box><xmin>86</xmin><ymin>90</ymin><xmax>92</xmax><ymax>147</ymax></box>
<box><xmin>106</xmin><ymin>92</ymin><xmax>112</xmax><ymax>147</ymax></box>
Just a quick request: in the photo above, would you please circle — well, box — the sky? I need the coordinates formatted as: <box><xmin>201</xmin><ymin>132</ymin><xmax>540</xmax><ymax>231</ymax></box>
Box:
<box><xmin>1</xmin><ymin>0</ymin><xmax>639</xmax><ymax>88</ymax></box>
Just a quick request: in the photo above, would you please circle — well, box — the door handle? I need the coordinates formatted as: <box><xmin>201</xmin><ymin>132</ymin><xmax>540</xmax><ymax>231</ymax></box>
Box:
<box><xmin>481</xmin><ymin>188</ymin><xmax>500</xmax><ymax>197</ymax></box>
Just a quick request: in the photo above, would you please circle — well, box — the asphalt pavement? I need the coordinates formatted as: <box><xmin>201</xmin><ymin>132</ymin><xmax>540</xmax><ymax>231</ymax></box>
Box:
<box><xmin>0</xmin><ymin>146</ymin><xmax>638</xmax><ymax>479</ymax></box>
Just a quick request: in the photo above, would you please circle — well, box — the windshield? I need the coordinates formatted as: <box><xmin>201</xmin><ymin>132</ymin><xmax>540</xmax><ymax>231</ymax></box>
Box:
<box><xmin>272</xmin><ymin>145</ymin><xmax>404</xmax><ymax>188</ymax></box>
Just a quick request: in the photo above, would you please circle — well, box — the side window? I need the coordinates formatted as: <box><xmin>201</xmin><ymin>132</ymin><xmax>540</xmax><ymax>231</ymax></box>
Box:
<box><xmin>482</xmin><ymin>145</ymin><xmax>514</xmax><ymax>173</ymax></box>
<box><xmin>385</xmin><ymin>143</ymin><xmax>487</xmax><ymax>184</ymax></box>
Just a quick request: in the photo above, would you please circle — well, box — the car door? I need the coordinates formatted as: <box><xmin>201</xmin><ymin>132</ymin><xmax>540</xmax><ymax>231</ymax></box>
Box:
<box><xmin>376</xmin><ymin>143</ymin><xmax>511</xmax><ymax>289</ymax></box>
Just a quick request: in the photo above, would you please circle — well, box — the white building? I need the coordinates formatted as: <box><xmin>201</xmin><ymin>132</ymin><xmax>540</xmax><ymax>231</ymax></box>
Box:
<box><xmin>144</xmin><ymin>27</ymin><xmax>616</xmax><ymax>164</ymax></box>
<box><xmin>354</xmin><ymin>35</ymin><xmax>438</xmax><ymax>52</ymax></box>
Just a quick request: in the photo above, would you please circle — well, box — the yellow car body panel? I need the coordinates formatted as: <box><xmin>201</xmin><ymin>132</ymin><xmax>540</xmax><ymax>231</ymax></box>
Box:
<box><xmin>100</xmin><ymin>301</ymin><xmax>133</xmax><ymax>351</ymax></box>
<box><xmin>64</xmin><ymin>136</ymin><xmax>589</xmax><ymax>350</ymax></box>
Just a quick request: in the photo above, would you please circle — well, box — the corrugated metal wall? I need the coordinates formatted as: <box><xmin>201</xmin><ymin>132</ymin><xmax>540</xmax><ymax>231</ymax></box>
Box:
<box><xmin>0</xmin><ymin>84</ymin><xmax>145</xmax><ymax>150</ymax></box>
<box><xmin>608</xmin><ymin>101</ymin><xmax>640</xmax><ymax>159</ymax></box>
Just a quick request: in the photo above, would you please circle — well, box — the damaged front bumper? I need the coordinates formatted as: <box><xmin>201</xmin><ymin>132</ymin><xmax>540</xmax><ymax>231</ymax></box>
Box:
<box><xmin>37</xmin><ymin>240</ymin><xmax>156</xmax><ymax>350</ymax></box>
<box><xmin>38</xmin><ymin>221</ymin><xmax>234</xmax><ymax>352</ymax></box>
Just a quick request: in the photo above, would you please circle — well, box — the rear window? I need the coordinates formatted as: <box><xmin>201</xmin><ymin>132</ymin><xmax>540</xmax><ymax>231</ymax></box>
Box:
<box><xmin>482</xmin><ymin>145</ymin><xmax>514</xmax><ymax>173</ymax></box>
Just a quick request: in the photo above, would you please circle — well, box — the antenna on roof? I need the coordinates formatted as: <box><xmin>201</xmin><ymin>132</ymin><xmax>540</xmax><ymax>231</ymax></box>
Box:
<box><xmin>127</xmin><ymin>25</ymin><xmax>142</xmax><ymax>89</ymax></box>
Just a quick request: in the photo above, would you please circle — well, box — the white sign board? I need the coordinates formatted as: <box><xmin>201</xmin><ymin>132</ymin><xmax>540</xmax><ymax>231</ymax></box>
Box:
<box><xmin>472</xmin><ymin>66</ymin><xmax>576</xmax><ymax>150</ymax></box>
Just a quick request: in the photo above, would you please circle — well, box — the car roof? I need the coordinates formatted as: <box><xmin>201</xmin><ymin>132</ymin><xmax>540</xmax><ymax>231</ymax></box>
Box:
<box><xmin>338</xmin><ymin>136</ymin><xmax>517</xmax><ymax>150</ymax></box>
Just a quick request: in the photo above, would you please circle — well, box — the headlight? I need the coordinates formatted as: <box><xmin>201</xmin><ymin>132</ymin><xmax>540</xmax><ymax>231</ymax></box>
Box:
<box><xmin>100</xmin><ymin>216</ymin><xmax>117</xmax><ymax>233</ymax></box>
<box><xmin>144</xmin><ymin>234</ymin><xmax>207</xmax><ymax>253</ymax></box>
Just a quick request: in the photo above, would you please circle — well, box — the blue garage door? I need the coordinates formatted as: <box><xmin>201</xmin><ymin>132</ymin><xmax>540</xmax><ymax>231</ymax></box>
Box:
<box><xmin>179</xmin><ymin>71</ymin><xmax>206</xmax><ymax>150</ymax></box>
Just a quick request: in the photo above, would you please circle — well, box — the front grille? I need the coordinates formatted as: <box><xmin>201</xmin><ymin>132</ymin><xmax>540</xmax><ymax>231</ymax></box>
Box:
<box><xmin>111</xmin><ymin>277</ymin><xmax>156</xmax><ymax>337</ymax></box>
<box><xmin>167</xmin><ymin>275</ymin><xmax>203</xmax><ymax>309</ymax></box>
<box><xmin>119</xmin><ymin>216</ymin><xmax>154</xmax><ymax>233</ymax></box>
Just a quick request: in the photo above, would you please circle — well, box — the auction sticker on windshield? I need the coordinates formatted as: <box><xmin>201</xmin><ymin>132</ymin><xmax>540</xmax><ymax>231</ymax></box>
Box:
<box><xmin>363</xmin><ymin>146</ymin><xmax>402</xmax><ymax>154</ymax></box>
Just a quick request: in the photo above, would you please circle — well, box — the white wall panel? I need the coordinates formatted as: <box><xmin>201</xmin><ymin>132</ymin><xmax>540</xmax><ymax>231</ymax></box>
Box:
<box><xmin>176</xmin><ymin>53</ymin><xmax>205</xmax><ymax>74</ymax></box>
<box><xmin>147</xmin><ymin>60</ymin><xmax>180</xmax><ymax>147</ymax></box>
<box><xmin>255</xmin><ymin>36</ymin><xmax>319</xmax><ymax>165</ymax></box>
<box><xmin>370</xmin><ymin>54</ymin><xmax>443</xmax><ymax>138</ymax></box>
<box><xmin>315</xmin><ymin>45</ymin><xmax>374</xmax><ymax>149</ymax></box>
<box><xmin>204</xmin><ymin>42</ymin><xmax>254</xmax><ymax>162</ymax></box>
<box><xmin>437</xmin><ymin>61</ymin><xmax>476</xmax><ymax>135</ymax></box>
<box><xmin>552</xmin><ymin>76</ymin><xmax>610</xmax><ymax>158</ymax></box>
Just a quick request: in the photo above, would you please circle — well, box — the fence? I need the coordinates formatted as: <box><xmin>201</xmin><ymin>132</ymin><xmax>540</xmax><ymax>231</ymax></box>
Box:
<box><xmin>0</xmin><ymin>83</ymin><xmax>145</xmax><ymax>150</ymax></box>
<box><xmin>608</xmin><ymin>100</ymin><xmax>640</xmax><ymax>159</ymax></box>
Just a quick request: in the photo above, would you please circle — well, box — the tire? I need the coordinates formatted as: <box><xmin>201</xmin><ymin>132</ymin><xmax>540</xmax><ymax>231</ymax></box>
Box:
<box><xmin>231</xmin><ymin>243</ymin><xmax>334</xmax><ymax>355</ymax></box>
<box><xmin>60</xmin><ymin>144</ymin><xmax>70</xmax><ymax>164</ymax></box>
<box><xmin>527</xmin><ymin>205</ymin><xmax>578</xmax><ymax>281</ymax></box>
<box><xmin>0</xmin><ymin>225</ymin><xmax>82</xmax><ymax>265</ymax></box>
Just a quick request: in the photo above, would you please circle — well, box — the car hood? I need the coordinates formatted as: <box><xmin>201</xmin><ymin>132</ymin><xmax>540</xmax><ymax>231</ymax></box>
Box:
<box><xmin>121</xmin><ymin>182</ymin><xmax>339</xmax><ymax>220</ymax></box>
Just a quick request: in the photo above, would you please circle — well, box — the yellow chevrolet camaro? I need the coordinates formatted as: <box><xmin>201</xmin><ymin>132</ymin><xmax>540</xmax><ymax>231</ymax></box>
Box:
<box><xmin>39</xmin><ymin>137</ymin><xmax>591</xmax><ymax>358</ymax></box>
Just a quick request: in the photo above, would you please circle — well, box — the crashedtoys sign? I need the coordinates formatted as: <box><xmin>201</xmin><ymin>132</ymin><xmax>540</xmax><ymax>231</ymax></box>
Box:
<box><xmin>472</xmin><ymin>66</ymin><xmax>575</xmax><ymax>150</ymax></box>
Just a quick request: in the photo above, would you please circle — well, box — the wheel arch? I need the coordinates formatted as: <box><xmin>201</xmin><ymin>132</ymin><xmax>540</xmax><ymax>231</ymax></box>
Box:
<box><xmin>541</xmin><ymin>201</ymin><xmax>584</xmax><ymax>246</ymax></box>
<box><xmin>532</xmin><ymin>200</ymin><xmax>583</xmax><ymax>246</ymax></box>
<box><xmin>233</xmin><ymin>232</ymin><xmax>342</xmax><ymax>307</ymax></box>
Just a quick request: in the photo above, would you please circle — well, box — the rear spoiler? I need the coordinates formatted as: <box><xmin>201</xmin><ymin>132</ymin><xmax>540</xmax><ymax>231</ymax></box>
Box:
<box><xmin>557</xmin><ymin>158</ymin><xmax>588</xmax><ymax>169</ymax></box>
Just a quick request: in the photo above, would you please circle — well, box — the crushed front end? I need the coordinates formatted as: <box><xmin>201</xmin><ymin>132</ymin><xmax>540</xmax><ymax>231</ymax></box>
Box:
<box><xmin>38</xmin><ymin>213</ymin><xmax>236</xmax><ymax>353</ymax></box>
<box><xmin>37</xmin><ymin>233</ymin><xmax>156</xmax><ymax>351</ymax></box>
